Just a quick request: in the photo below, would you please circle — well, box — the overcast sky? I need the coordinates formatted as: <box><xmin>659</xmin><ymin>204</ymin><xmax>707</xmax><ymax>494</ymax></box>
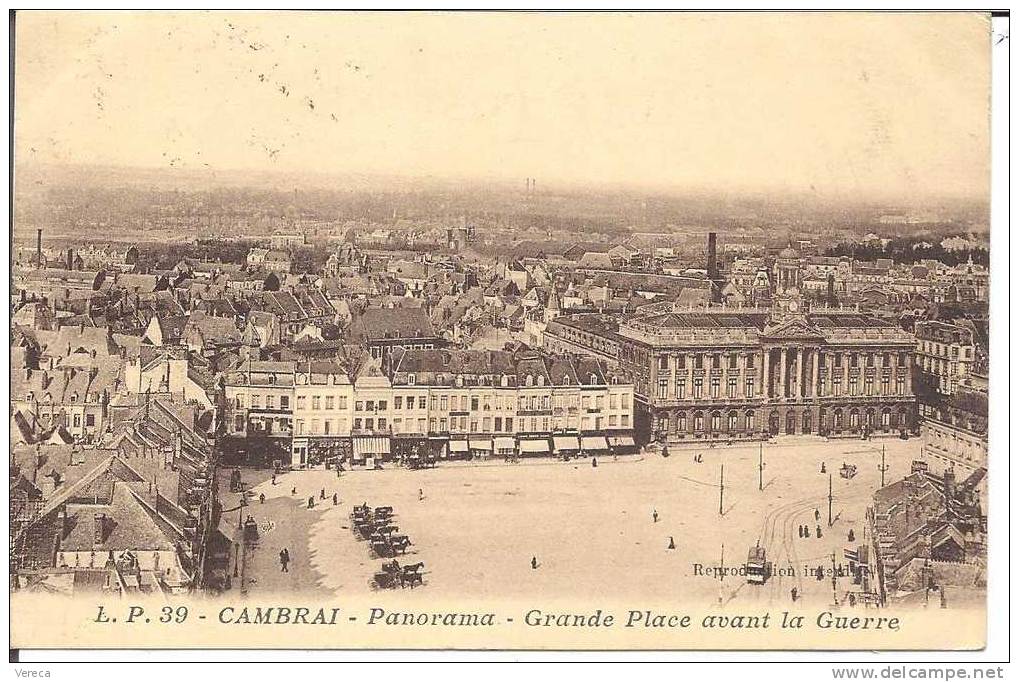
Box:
<box><xmin>14</xmin><ymin>11</ymin><xmax>991</xmax><ymax>200</ymax></box>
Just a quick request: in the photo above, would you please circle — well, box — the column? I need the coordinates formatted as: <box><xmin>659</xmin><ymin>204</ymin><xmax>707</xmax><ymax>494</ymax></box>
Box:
<box><xmin>796</xmin><ymin>347</ymin><xmax>805</xmax><ymax>398</ymax></box>
<box><xmin>811</xmin><ymin>347</ymin><xmax>820</xmax><ymax>398</ymax></box>
<box><xmin>762</xmin><ymin>348</ymin><xmax>771</xmax><ymax>398</ymax></box>
<box><xmin>779</xmin><ymin>347</ymin><xmax>788</xmax><ymax>399</ymax></box>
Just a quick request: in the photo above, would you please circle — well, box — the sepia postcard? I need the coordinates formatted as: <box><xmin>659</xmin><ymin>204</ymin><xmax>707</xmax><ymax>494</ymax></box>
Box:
<box><xmin>9</xmin><ymin>10</ymin><xmax>995</xmax><ymax>653</ymax></box>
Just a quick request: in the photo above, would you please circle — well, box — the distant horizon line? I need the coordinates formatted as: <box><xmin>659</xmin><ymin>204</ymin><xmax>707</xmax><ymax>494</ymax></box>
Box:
<box><xmin>14</xmin><ymin>159</ymin><xmax>990</xmax><ymax>206</ymax></box>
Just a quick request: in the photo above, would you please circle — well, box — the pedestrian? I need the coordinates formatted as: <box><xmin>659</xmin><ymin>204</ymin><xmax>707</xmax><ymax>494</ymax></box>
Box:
<box><xmin>320</xmin><ymin>488</ymin><xmax>325</xmax><ymax>500</ymax></box>
<box><xmin>816</xmin><ymin>525</ymin><xmax>823</xmax><ymax>539</ymax></box>
<box><xmin>805</xmin><ymin>526</ymin><xmax>812</xmax><ymax>538</ymax></box>
<box><xmin>820</xmin><ymin>462</ymin><xmax>826</xmax><ymax>474</ymax></box>
<box><xmin>271</xmin><ymin>474</ymin><xmax>276</xmax><ymax>486</ymax></box>
<box><xmin>531</xmin><ymin>556</ymin><xmax>538</xmax><ymax>570</ymax></box>
<box><xmin>279</xmin><ymin>549</ymin><xmax>289</xmax><ymax>573</ymax></box>
<box><xmin>797</xmin><ymin>524</ymin><xmax>803</xmax><ymax>538</ymax></box>
<box><xmin>848</xmin><ymin>529</ymin><xmax>855</xmax><ymax>542</ymax></box>
<box><xmin>291</xmin><ymin>486</ymin><xmax>296</xmax><ymax>495</ymax></box>
<box><xmin>592</xmin><ymin>457</ymin><xmax>598</xmax><ymax>468</ymax></box>
<box><xmin>418</xmin><ymin>488</ymin><xmax>424</xmax><ymax>501</ymax></box>
<box><xmin>259</xmin><ymin>493</ymin><xmax>265</xmax><ymax>505</ymax></box>
<box><xmin>652</xmin><ymin>509</ymin><xmax>659</xmax><ymax>523</ymax></box>
<box><xmin>332</xmin><ymin>493</ymin><xmax>338</xmax><ymax>506</ymax></box>
<box><xmin>667</xmin><ymin>536</ymin><xmax>676</xmax><ymax>550</ymax></box>
<box><xmin>307</xmin><ymin>496</ymin><xmax>315</xmax><ymax>509</ymax></box>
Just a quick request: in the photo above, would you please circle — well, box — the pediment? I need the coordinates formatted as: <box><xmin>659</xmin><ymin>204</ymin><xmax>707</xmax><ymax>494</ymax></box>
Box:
<box><xmin>762</xmin><ymin>317</ymin><xmax>825</xmax><ymax>340</ymax></box>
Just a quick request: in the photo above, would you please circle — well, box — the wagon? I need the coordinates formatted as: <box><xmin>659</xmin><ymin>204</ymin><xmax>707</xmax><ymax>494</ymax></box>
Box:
<box><xmin>840</xmin><ymin>463</ymin><xmax>858</xmax><ymax>479</ymax></box>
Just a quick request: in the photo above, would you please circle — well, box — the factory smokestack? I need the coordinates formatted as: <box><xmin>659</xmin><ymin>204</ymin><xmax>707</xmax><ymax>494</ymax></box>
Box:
<box><xmin>66</xmin><ymin>248</ymin><xmax>74</xmax><ymax>271</ymax></box>
<box><xmin>36</xmin><ymin>229</ymin><xmax>42</xmax><ymax>268</ymax></box>
<box><xmin>827</xmin><ymin>272</ymin><xmax>837</xmax><ymax>307</ymax></box>
<box><xmin>707</xmin><ymin>232</ymin><xmax>721</xmax><ymax>303</ymax></box>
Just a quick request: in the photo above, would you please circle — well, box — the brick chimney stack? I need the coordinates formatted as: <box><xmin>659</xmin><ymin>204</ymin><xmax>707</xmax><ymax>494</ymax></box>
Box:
<box><xmin>36</xmin><ymin>228</ymin><xmax>42</xmax><ymax>268</ymax></box>
<box><xmin>707</xmin><ymin>232</ymin><xmax>721</xmax><ymax>303</ymax></box>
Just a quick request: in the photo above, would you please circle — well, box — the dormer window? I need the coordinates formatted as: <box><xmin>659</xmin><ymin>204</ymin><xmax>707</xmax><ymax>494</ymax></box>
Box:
<box><xmin>590</xmin><ymin>373</ymin><xmax>599</xmax><ymax>385</ymax></box>
<box><xmin>562</xmin><ymin>376</ymin><xmax>571</xmax><ymax>386</ymax></box>
<box><xmin>408</xmin><ymin>374</ymin><xmax>416</xmax><ymax>385</ymax></box>
<box><xmin>526</xmin><ymin>375</ymin><xmax>533</xmax><ymax>387</ymax></box>
<box><xmin>537</xmin><ymin>375</ymin><xmax>545</xmax><ymax>387</ymax></box>
<box><xmin>501</xmin><ymin>375</ymin><xmax>509</xmax><ymax>387</ymax></box>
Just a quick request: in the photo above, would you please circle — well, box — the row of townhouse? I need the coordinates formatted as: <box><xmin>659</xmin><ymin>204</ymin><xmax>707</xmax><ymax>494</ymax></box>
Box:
<box><xmin>221</xmin><ymin>349</ymin><xmax>637</xmax><ymax>468</ymax></box>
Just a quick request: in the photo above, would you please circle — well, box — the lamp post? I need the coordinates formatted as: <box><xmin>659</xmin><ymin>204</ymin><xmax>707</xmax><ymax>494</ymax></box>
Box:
<box><xmin>758</xmin><ymin>441</ymin><xmax>765</xmax><ymax>491</ymax></box>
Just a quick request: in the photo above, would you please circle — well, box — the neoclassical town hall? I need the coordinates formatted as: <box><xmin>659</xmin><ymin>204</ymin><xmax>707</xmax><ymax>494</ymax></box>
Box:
<box><xmin>544</xmin><ymin>247</ymin><xmax>918</xmax><ymax>443</ymax></box>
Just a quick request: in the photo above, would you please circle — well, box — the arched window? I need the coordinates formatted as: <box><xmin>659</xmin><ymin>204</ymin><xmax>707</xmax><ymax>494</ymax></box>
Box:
<box><xmin>849</xmin><ymin>409</ymin><xmax>860</xmax><ymax>428</ymax></box>
<box><xmin>881</xmin><ymin>408</ymin><xmax>891</xmax><ymax>427</ymax></box>
<box><xmin>677</xmin><ymin>412</ymin><xmax>687</xmax><ymax>432</ymax></box>
<box><xmin>693</xmin><ymin>411</ymin><xmax>704</xmax><ymax>431</ymax></box>
<box><xmin>728</xmin><ymin>411</ymin><xmax>739</xmax><ymax>431</ymax></box>
<box><xmin>745</xmin><ymin>410</ymin><xmax>754</xmax><ymax>430</ymax></box>
<box><xmin>537</xmin><ymin>375</ymin><xmax>545</xmax><ymax>387</ymax></box>
<box><xmin>501</xmin><ymin>375</ymin><xmax>509</xmax><ymax>387</ymax></box>
<box><xmin>833</xmin><ymin>409</ymin><xmax>843</xmax><ymax>429</ymax></box>
<box><xmin>526</xmin><ymin>375</ymin><xmax>533</xmax><ymax>387</ymax></box>
<box><xmin>710</xmin><ymin>411</ymin><xmax>721</xmax><ymax>431</ymax></box>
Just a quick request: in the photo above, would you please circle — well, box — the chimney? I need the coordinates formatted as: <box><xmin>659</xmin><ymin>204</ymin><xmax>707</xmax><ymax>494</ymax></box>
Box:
<box><xmin>93</xmin><ymin>513</ymin><xmax>107</xmax><ymax>547</ymax></box>
<box><xmin>36</xmin><ymin>228</ymin><xmax>42</xmax><ymax>268</ymax></box>
<box><xmin>944</xmin><ymin>469</ymin><xmax>957</xmax><ymax>501</ymax></box>
<box><xmin>66</xmin><ymin>248</ymin><xmax>74</xmax><ymax>271</ymax></box>
<box><xmin>827</xmin><ymin>272</ymin><xmax>837</xmax><ymax>307</ymax></box>
<box><xmin>707</xmin><ymin>232</ymin><xmax>721</xmax><ymax>303</ymax></box>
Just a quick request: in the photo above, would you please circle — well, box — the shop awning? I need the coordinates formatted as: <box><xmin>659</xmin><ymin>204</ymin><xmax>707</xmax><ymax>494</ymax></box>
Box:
<box><xmin>552</xmin><ymin>435</ymin><xmax>581</xmax><ymax>451</ymax></box>
<box><xmin>449</xmin><ymin>439</ymin><xmax>469</xmax><ymax>453</ymax></box>
<box><xmin>608</xmin><ymin>434</ymin><xmax>635</xmax><ymax>447</ymax></box>
<box><xmin>353</xmin><ymin>437</ymin><xmax>391</xmax><ymax>456</ymax></box>
<box><xmin>581</xmin><ymin>435</ymin><xmax>610</xmax><ymax>451</ymax></box>
<box><xmin>493</xmin><ymin>436</ymin><xmax>515</xmax><ymax>451</ymax></box>
<box><xmin>469</xmin><ymin>439</ymin><xmax>493</xmax><ymax>450</ymax></box>
<box><xmin>519</xmin><ymin>438</ymin><xmax>550</xmax><ymax>453</ymax></box>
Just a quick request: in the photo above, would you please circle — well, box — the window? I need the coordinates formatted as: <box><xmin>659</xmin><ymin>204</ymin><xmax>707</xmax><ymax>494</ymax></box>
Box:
<box><xmin>693</xmin><ymin>378</ymin><xmax>703</xmax><ymax>399</ymax></box>
<box><xmin>251</xmin><ymin>394</ymin><xmax>261</xmax><ymax>409</ymax></box>
<box><xmin>712</xmin><ymin>354</ymin><xmax>721</xmax><ymax>369</ymax></box>
<box><xmin>621</xmin><ymin>414</ymin><xmax>629</xmax><ymax>427</ymax></box>
<box><xmin>378</xmin><ymin>400</ymin><xmax>387</xmax><ymax>411</ymax></box>
<box><xmin>694</xmin><ymin>412</ymin><xmax>704</xmax><ymax>431</ymax></box>
<box><xmin>73</xmin><ymin>414</ymin><xmax>81</xmax><ymax>428</ymax></box>
<box><xmin>406</xmin><ymin>396</ymin><xmax>414</xmax><ymax>409</ymax></box>
<box><xmin>325</xmin><ymin>396</ymin><xmax>334</xmax><ymax>410</ymax></box>
<box><xmin>471</xmin><ymin>397</ymin><xmax>480</xmax><ymax>411</ymax></box>
<box><xmin>677</xmin><ymin>413</ymin><xmax>687</xmax><ymax>431</ymax></box>
<box><xmin>378</xmin><ymin>418</ymin><xmax>387</xmax><ymax>430</ymax></box>
<box><xmin>86</xmin><ymin>414</ymin><xmax>95</xmax><ymax>427</ymax></box>
<box><xmin>849</xmin><ymin>377</ymin><xmax>858</xmax><ymax>395</ymax></box>
<box><xmin>675</xmin><ymin>379</ymin><xmax>686</xmax><ymax>399</ymax></box>
<box><xmin>418</xmin><ymin>397</ymin><xmax>426</xmax><ymax>409</ymax></box>
<box><xmin>677</xmin><ymin>355</ymin><xmax>686</xmax><ymax>369</ymax></box>
<box><xmin>865</xmin><ymin>376</ymin><xmax>874</xmax><ymax>395</ymax></box>
<box><xmin>727</xmin><ymin>378</ymin><xmax>737</xmax><ymax>398</ymax></box>
<box><xmin>659</xmin><ymin>356</ymin><xmax>669</xmax><ymax>371</ymax></box>
<box><xmin>353</xmin><ymin>418</ymin><xmax>362</xmax><ymax>430</ymax></box>
<box><xmin>296</xmin><ymin>419</ymin><xmax>305</xmax><ymax>435</ymax></box>
<box><xmin>356</xmin><ymin>401</ymin><xmax>364</xmax><ymax>411</ymax></box>
<box><xmin>867</xmin><ymin>354</ymin><xmax>875</xmax><ymax>368</ymax></box>
<box><xmin>745</xmin><ymin>411</ymin><xmax>754</xmax><ymax>430</ymax></box>
<box><xmin>311</xmin><ymin>419</ymin><xmax>320</xmax><ymax>434</ymax></box>
<box><xmin>440</xmin><ymin>418</ymin><xmax>447</xmax><ymax>431</ymax></box>
<box><xmin>896</xmin><ymin>376</ymin><xmax>905</xmax><ymax>395</ymax></box>
<box><xmin>280</xmin><ymin>396</ymin><xmax>289</xmax><ymax>410</ymax></box>
<box><xmin>657</xmin><ymin>379</ymin><xmax>668</xmax><ymax>399</ymax></box>
<box><xmin>711</xmin><ymin>412</ymin><xmax>721</xmax><ymax>431</ymax></box>
<box><xmin>495</xmin><ymin>417</ymin><xmax>502</xmax><ymax>431</ymax></box>
<box><xmin>366</xmin><ymin>400</ymin><xmax>375</xmax><ymax>411</ymax></box>
<box><xmin>710</xmin><ymin>378</ymin><xmax>720</xmax><ymax>399</ymax></box>
<box><xmin>324</xmin><ymin>420</ymin><xmax>332</xmax><ymax>435</ymax></box>
<box><xmin>236</xmin><ymin>396</ymin><xmax>245</xmax><ymax>409</ymax></box>
<box><xmin>440</xmin><ymin>396</ymin><xmax>448</xmax><ymax>410</ymax></box>
<box><xmin>881</xmin><ymin>376</ymin><xmax>890</xmax><ymax>394</ymax></box>
<box><xmin>505</xmin><ymin>417</ymin><xmax>513</xmax><ymax>431</ymax></box>
<box><xmin>338</xmin><ymin>396</ymin><xmax>347</xmax><ymax>410</ymax></box>
<box><xmin>833</xmin><ymin>381</ymin><xmax>842</xmax><ymax>397</ymax></box>
<box><xmin>745</xmin><ymin>378</ymin><xmax>755</xmax><ymax>399</ymax></box>
<box><xmin>728</xmin><ymin>411</ymin><xmax>738</xmax><ymax>430</ymax></box>
<box><xmin>694</xmin><ymin>355</ymin><xmax>703</xmax><ymax>369</ymax></box>
<box><xmin>266</xmin><ymin>395</ymin><xmax>275</xmax><ymax>409</ymax></box>
<box><xmin>395</xmin><ymin>396</ymin><xmax>403</xmax><ymax>410</ymax></box>
<box><xmin>729</xmin><ymin>354</ymin><xmax>738</xmax><ymax>369</ymax></box>
<box><xmin>850</xmin><ymin>354</ymin><xmax>859</xmax><ymax>368</ymax></box>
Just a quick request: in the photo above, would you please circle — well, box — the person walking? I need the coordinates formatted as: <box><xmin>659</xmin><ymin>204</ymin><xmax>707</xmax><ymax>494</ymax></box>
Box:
<box><xmin>816</xmin><ymin>525</ymin><xmax>823</xmax><ymax>539</ymax></box>
<box><xmin>332</xmin><ymin>493</ymin><xmax>338</xmax><ymax>506</ymax></box>
<box><xmin>279</xmin><ymin>549</ymin><xmax>289</xmax><ymax>573</ymax></box>
<box><xmin>320</xmin><ymin>488</ymin><xmax>325</xmax><ymax>500</ymax></box>
<box><xmin>259</xmin><ymin>492</ymin><xmax>266</xmax><ymax>505</ymax></box>
<box><xmin>271</xmin><ymin>473</ymin><xmax>276</xmax><ymax>486</ymax></box>
<box><xmin>307</xmin><ymin>496</ymin><xmax>315</xmax><ymax>509</ymax></box>
<box><xmin>667</xmin><ymin>536</ymin><xmax>676</xmax><ymax>550</ymax></box>
<box><xmin>291</xmin><ymin>486</ymin><xmax>296</xmax><ymax>495</ymax></box>
<box><xmin>652</xmin><ymin>509</ymin><xmax>659</xmax><ymax>524</ymax></box>
<box><xmin>418</xmin><ymin>488</ymin><xmax>425</xmax><ymax>501</ymax></box>
<box><xmin>531</xmin><ymin>556</ymin><xmax>538</xmax><ymax>570</ymax></box>
<box><xmin>798</xmin><ymin>524</ymin><xmax>804</xmax><ymax>539</ymax></box>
